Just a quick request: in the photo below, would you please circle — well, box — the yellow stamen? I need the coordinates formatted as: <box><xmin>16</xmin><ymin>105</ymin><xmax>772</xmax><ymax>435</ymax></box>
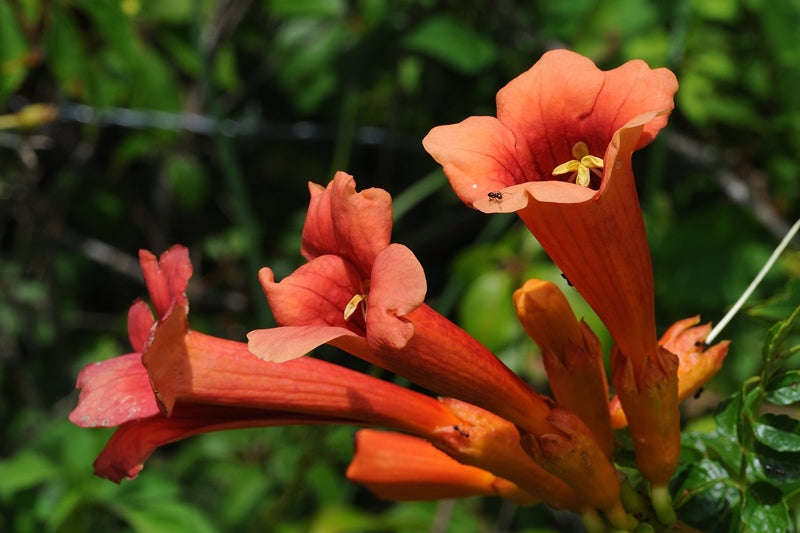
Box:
<box><xmin>552</xmin><ymin>142</ymin><xmax>604</xmax><ymax>187</ymax></box>
<box><xmin>344</xmin><ymin>293</ymin><xmax>367</xmax><ymax>321</ymax></box>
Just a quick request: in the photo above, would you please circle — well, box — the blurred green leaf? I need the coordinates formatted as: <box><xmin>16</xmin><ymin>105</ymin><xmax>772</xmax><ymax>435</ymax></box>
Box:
<box><xmin>114</xmin><ymin>499</ymin><xmax>217</xmax><ymax>533</ymax></box>
<box><xmin>458</xmin><ymin>270</ymin><xmax>519</xmax><ymax>352</ymax></box>
<box><xmin>164</xmin><ymin>154</ymin><xmax>210</xmax><ymax>210</ymax></box>
<box><xmin>267</xmin><ymin>0</ymin><xmax>347</xmax><ymax>18</ymax></box>
<box><xmin>741</xmin><ymin>481</ymin><xmax>790</xmax><ymax>533</ymax></box>
<box><xmin>0</xmin><ymin>2</ymin><xmax>29</xmax><ymax>101</ymax></box>
<box><xmin>0</xmin><ymin>450</ymin><xmax>58</xmax><ymax>500</ymax></box>
<box><xmin>404</xmin><ymin>16</ymin><xmax>496</xmax><ymax>74</ymax></box>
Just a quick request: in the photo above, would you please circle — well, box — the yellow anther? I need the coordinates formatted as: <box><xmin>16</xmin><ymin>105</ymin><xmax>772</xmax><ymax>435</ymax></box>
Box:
<box><xmin>552</xmin><ymin>142</ymin><xmax>604</xmax><ymax>187</ymax></box>
<box><xmin>344</xmin><ymin>293</ymin><xmax>367</xmax><ymax>321</ymax></box>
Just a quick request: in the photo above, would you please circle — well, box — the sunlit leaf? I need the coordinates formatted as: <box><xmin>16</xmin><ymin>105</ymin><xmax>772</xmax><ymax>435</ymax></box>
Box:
<box><xmin>765</xmin><ymin>370</ymin><xmax>800</xmax><ymax>405</ymax></box>
<box><xmin>404</xmin><ymin>16</ymin><xmax>496</xmax><ymax>74</ymax></box>
<box><xmin>753</xmin><ymin>413</ymin><xmax>800</xmax><ymax>452</ymax></box>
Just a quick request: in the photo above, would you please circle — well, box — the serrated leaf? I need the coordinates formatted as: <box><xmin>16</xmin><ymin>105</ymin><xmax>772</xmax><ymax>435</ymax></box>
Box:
<box><xmin>753</xmin><ymin>413</ymin><xmax>800</xmax><ymax>452</ymax></box>
<box><xmin>741</xmin><ymin>481</ymin><xmax>790</xmax><ymax>533</ymax></box>
<box><xmin>404</xmin><ymin>16</ymin><xmax>496</xmax><ymax>74</ymax></box>
<box><xmin>765</xmin><ymin>370</ymin><xmax>800</xmax><ymax>405</ymax></box>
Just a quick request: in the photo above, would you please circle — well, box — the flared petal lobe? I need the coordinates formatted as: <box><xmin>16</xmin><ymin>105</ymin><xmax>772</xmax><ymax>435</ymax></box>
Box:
<box><xmin>423</xmin><ymin>49</ymin><xmax>678</xmax><ymax>207</ymax></box>
<box><xmin>301</xmin><ymin>171</ymin><xmax>393</xmax><ymax>276</ymax></box>
<box><xmin>138</xmin><ymin>245</ymin><xmax>192</xmax><ymax>318</ymax></box>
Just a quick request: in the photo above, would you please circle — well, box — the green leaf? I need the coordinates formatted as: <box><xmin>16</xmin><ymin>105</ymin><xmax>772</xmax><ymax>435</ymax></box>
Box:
<box><xmin>741</xmin><ymin>481</ymin><xmax>790</xmax><ymax>533</ymax></box>
<box><xmin>673</xmin><ymin>459</ymin><xmax>740</xmax><ymax>532</ymax></box>
<box><xmin>458</xmin><ymin>270</ymin><xmax>519</xmax><ymax>352</ymax></box>
<box><xmin>753</xmin><ymin>413</ymin><xmax>800</xmax><ymax>452</ymax></box>
<box><xmin>404</xmin><ymin>16</ymin><xmax>496</xmax><ymax>74</ymax></box>
<box><xmin>267</xmin><ymin>0</ymin><xmax>347</xmax><ymax>18</ymax></box>
<box><xmin>164</xmin><ymin>155</ymin><xmax>209</xmax><ymax>210</ymax></box>
<box><xmin>714</xmin><ymin>392</ymin><xmax>743</xmax><ymax>440</ymax></box>
<box><xmin>755</xmin><ymin>441</ymin><xmax>800</xmax><ymax>488</ymax></box>
<box><xmin>765</xmin><ymin>370</ymin><xmax>800</xmax><ymax>405</ymax></box>
<box><xmin>0</xmin><ymin>450</ymin><xmax>58</xmax><ymax>500</ymax></box>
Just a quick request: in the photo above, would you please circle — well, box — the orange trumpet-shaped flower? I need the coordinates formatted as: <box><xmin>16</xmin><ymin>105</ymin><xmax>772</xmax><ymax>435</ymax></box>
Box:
<box><xmin>346</xmin><ymin>429</ymin><xmax>540</xmax><ymax>506</ymax></box>
<box><xmin>423</xmin><ymin>49</ymin><xmax>677</xmax><ymax>379</ymax></box>
<box><xmin>423</xmin><ymin>49</ymin><xmax>680</xmax><ymax>486</ymax></box>
<box><xmin>610</xmin><ymin>316</ymin><xmax>730</xmax><ymax>428</ymax></box>
<box><xmin>513</xmin><ymin>279</ymin><xmax>614</xmax><ymax>457</ymax></box>
<box><xmin>248</xmin><ymin>172</ymin><xmax>554</xmax><ymax>436</ymax></box>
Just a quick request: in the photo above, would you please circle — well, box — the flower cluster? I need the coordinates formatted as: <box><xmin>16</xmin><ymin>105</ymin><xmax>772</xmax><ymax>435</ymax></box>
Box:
<box><xmin>70</xmin><ymin>50</ymin><xmax>730</xmax><ymax>530</ymax></box>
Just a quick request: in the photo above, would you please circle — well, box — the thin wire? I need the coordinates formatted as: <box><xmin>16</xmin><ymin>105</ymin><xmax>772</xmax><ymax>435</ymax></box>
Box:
<box><xmin>706</xmin><ymin>217</ymin><xmax>800</xmax><ymax>344</ymax></box>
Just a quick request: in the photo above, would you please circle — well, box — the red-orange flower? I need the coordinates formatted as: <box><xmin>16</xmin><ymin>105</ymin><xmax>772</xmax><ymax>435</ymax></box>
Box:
<box><xmin>423</xmin><ymin>50</ymin><xmax>677</xmax><ymax>379</ymax></box>
<box><xmin>248</xmin><ymin>172</ymin><xmax>553</xmax><ymax>436</ymax></box>
<box><xmin>71</xmin><ymin>246</ymin><xmax>476</xmax><ymax>482</ymax></box>
<box><xmin>423</xmin><ymin>50</ymin><xmax>680</xmax><ymax>486</ymax></box>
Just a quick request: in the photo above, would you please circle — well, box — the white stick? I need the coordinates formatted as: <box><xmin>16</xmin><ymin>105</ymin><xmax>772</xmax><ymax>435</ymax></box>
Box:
<box><xmin>706</xmin><ymin>218</ymin><xmax>800</xmax><ymax>344</ymax></box>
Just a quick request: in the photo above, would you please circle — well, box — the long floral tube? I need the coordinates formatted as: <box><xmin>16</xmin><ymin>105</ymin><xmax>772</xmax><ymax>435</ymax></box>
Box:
<box><xmin>347</xmin><ymin>429</ymin><xmax>541</xmax><ymax>506</ymax></box>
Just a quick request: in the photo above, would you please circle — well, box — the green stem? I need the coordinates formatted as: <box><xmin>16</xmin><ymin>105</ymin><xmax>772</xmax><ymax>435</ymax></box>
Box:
<box><xmin>650</xmin><ymin>484</ymin><xmax>676</xmax><ymax>525</ymax></box>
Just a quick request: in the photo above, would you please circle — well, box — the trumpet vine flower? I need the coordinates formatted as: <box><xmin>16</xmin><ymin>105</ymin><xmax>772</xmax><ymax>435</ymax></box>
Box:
<box><xmin>71</xmin><ymin>245</ymin><xmax>483</xmax><ymax>482</ymax></box>
<box><xmin>248</xmin><ymin>172</ymin><xmax>553</xmax><ymax>435</ymax></box>
<box><xmin>423</xmin><ymin>49</ymin><xmax>681</xmax><ymax>487</ymax></box>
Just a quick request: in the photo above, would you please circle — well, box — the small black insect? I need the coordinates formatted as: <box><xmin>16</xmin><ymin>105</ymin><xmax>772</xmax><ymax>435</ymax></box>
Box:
<box><xmin>487</xmin><ymin>191</ymin><xmax>503</xmax><ymax>200</ymax></box>
<box><xmin>693</xmin><ymin>387</ymin><xmax>704</xmax><ymax>400</ymax></box>
<box><xmin>560</xmin><ymin>273</ymin><xmax>573</xmax><ymax>287</ymax></box>
<box><xmin>694</xmin><ymin>340</ymin><xmax>708</xmax><ymax>350</ymax></box>
<box><xmin>452</xmin><ymin>425</ymin><xmax>469</xmax><ymax>438</ymax></box>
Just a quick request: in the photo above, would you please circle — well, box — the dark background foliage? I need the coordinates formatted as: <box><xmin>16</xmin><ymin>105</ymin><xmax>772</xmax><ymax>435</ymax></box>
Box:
<box><xmin>2</xmin><ymin>0</ymin><xmax>799</xmax><ymax>531</ymax></box>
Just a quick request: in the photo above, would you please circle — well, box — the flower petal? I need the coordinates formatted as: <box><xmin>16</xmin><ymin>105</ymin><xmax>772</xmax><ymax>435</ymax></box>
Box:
<box><xmin>139</xmin><ymin>245</ymin><xmax>192</xmax><ymax>318</ymax></box>
<box><xmin>69</xmin><ymin>352</ymin><xmax>160</xmax><ymax>428</ymax></box>
<box><xmin>258</xmin><ymin>259</ymin><xmax>364</xmax><ymax>333</ymax></box>
<box><xmin>127</xmin><ymin>299</ymin><xmax>155</xmax><ymax>353</ymax></box>
<box><xmin>301</xmin><ymin>171</ymin><xmax>393</xmax><ymax>275</ymax></box>
<box><xmin>423</xmin><ymin>116</ymin><xmax>525</xmax><ymax>206</ymax></box>
<box><xmin>365</xmin><ymin>244</ymin><xmax>426</xmax><ymax>351</ymax></box>
<box><xmin>496</xmin><ymin>49</ymin><xmax>677</xmax><ymax>179</ymax></box>
<box><xmin>94</xmin><ymin>405</ymin><xmax>329</xmax><ymax>482</ymax></box>
<box><xmin>248</xmin><ymin>325</ymin><xmax>355</xmax><ymax>363</ymax></box>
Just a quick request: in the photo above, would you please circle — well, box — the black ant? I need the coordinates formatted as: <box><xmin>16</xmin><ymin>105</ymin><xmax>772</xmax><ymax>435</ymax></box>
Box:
<box><xmin>487</xmin><ymin>191</ymin><xmax>503</xmax><ymax>200</ymax></box>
